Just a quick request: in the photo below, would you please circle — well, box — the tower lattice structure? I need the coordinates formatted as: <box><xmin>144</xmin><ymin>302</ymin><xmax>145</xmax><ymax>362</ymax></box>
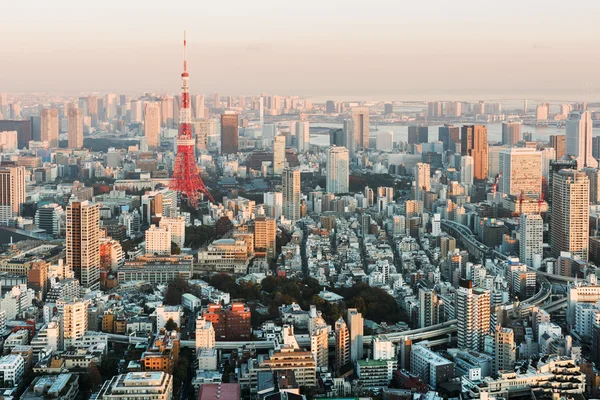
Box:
<box><xmin>169</xmin><ymin>32</ymin><xmax>215</xmax><ymax>206</ymax></box>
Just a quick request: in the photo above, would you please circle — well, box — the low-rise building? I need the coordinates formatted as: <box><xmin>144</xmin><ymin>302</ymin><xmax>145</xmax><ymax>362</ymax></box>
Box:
<box><xmin>97</xmin><ymin>372</ymin><xmax>173</xmax><ymax>400</ymax></box>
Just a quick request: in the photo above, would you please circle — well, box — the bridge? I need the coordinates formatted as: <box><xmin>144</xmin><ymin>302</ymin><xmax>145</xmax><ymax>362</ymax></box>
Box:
<box><xmin>542</xmin><ymin>298</ymin><xmax>568</xmax><ymax>313</ymax></box>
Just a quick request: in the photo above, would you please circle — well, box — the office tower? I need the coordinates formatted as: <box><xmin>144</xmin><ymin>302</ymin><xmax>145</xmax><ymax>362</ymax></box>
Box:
<box><xmin>105</xmin><ymin>93</ymin><xmax>116</xmax><ymax>119</ymax></box>
<box><xmin>334</xmin><ymin>317</ymin><xmax>350</xmax><ymax>373</ymax></box>
<box><xmin>419</xmin><ymin>287</ymin><xmax>440</xmax><ymax>328</ymax></box>
<box><xmin>413</xmin><ymin>163</ymin><xmax>430</xmax><ymax>201</ymax></box>
<box><xmin>144</xmin><ymin>103</ymin><xmax>161</xmax><ymax>149</ymax></box>
<box><xmin>40</xmin><ymin>108</ymin><xmax>59</xmax><ymax>148</ymax></box>
<box><xmin>10</xmin><ymin>103</ymin><xmax>20</xmax><ymax>119</ymax></box>
<box><xmin>347</xmin><ymin>308</ymin><xmax>364</xmax><ymax>361</ymax></box>
<box><xmin>161</xmin><ymin>96</ymin><xmax>174</xmax><ymax>127</ymax></box>
<box><xmin>67</xmin><ymin>108</ymin><xmax>83</xmax><ymax>149</ymax></box>
<box><xmin>593</xmin><ymin>136</ymin><xmax>600</xmax><ymax>160</ymax></box>
<box><xmin>326</xmin><ymin>146</ymin><xmax>349</xmax><ymax>194</ymax></box>
<box><xmin>461</xmin><ymin>125</ymin><xmax>488</xmax><ymax>181</ymax></box>
<box><xmin>194</xmin><ymin>119</ymin><xmax>214</xmax><ymax>152</ymax></box>
<box><xmin>295</xmin><ymin>121</ymin><xmax>310</xmax><ymax>152</ymax></box>
<box><xmin>35</xmin><ymin>203</ymin><xmax>64</xmax><ymax>236</ymax></box>
<box><xmin>272</xmin><ymin>135</ymin><xmax>286</xmax><ymax>175</ymax></box>
<box><xmin>66</xmin><ymin>201</ymin><xmax>100</xmax><ymax>290</ymax></box>
<box><xmin>498</xmin><ymin>148</ymin><xmax>542</xmax><ymax>195</ymax></box>
<box><xmin>145</xmin><ymin>225</ymin><xmax>172</xmax><ymax>256</ymax></box>
<box><xmin>384</xmin><ymin>103</ymin><xmax>393</xmax><ymax>115</ymax></box>
<box><xmin>550</xmin><ymin>135</ymin><xmax>566</xmax><ymax>160</ymax></box>
<box><xmin>282</xmin><ymin>168</ymin><xmax>301</xmax><ymax>222</ymax></box>
<box><xmin>254</xmin><ymin>217</ymin><xmax>276</xmax><ymax>258</ymax></box>
<box><xmin>351</xmin><ymin>107</ymin><xmax>369</xmax><ymax>150</ymax></box>
<box><xmin>326</xmin><ymin>100</ymin><xmax>336</xmax><ymax>114</ymax></box>
<box><xmin>195</xmin><ymin>316</ymin><xmax>215</xmax><ymax>350</ymax></box>
<box><xmin>62</xmin><ymin>300</ymin><xmax>88</xmax><ymax>349</ymax></box>
<box><xmin>158</xmin><ymin>216</ymin><xmax>186</xmax><ymax>248</ymax></box>
<box><xmin>192</xmin><ymin>95</ymin><xmax>205</xmax><ymax>119</ymax></box>
<box><xmin>551</xmin><ymin>170</ymin><xmax>589</xmax><ymax>261</ymax></box>
<box><xmin>438</xmin><ymin>125</ymin><xmax>460</xmax><ymax>152</ymax></box>
<box><xmin>566</xmin><ymin>111</ymin><xmax>598</xmax><ymax>169</ymax></box>
<box><xmin>220</xmin><ymin>113</ymin><xmax>238</xmax><ymax>154</ymax></box>
<box><xmin>502</xmin><ymin>121</ymin><xmax>522</xmax><ymax>146</ymax></box>
<box><xmin>0</xmin><ymin>166</ymin><xmax>25</xmax><ymax>223</ymax></box>
<box><xmin>376</xmin><ymin>131</ymin><xmax>393</xmax><ymax>151</ymax></box>
<box><xmin>169</xmin><ymin>36</ymin><xmax>215</xmax><ymax>206</ymax></box>
<box><xmin>520</xmin><ymin>213</ymin><xmax>543</xmax><ymax>267</ymax></box>
<box><xmin>427</xmin><ymin>101</ymin><xmax>442</xmax><ymax>118</ymax></box>
<box><xmin>408</xmin><ymin>126</ymin><xmax>429</xmax><ymax>145</ymax></box>
<box><xmin>456</xmin><ymin>279</ymin><xmax>490</xmax><ymax>352</ymax></box>
<box><xmin>460</xmin><ymin>155</ymin><xmax>474</xmax><ymax>187</ymax></box>
<box><xmin>583</xmin><ymin>168</ymin><xmax>600</xmax><ymax>203</ymax></box>
<box><xmin>494</xmin><ymin>326</ymin><xmax>515</xmax><ymax>374</ymax></box>
<box><xmin>214</xmin><ymin>93</ymin><xmax>220</xmax><ymax>108</ymax></box>
<box><xmin>128</xmin><ymin>100</ymin><xmax>142</xmax><ymax>123</ymax></box>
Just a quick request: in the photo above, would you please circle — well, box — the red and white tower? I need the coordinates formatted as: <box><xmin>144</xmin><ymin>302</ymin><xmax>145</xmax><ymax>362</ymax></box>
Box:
<box><xmin>169</xmin><ymin>32</ymin><xmax>215</xmax><ymax>206</ymax></box>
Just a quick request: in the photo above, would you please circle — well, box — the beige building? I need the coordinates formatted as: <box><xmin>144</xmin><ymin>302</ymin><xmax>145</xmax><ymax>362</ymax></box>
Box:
<box><xmin>196</xmin><ymin>239</ymin><xmax>250</xmax><ymax>274</ymax></box>
<box><xmin>98</xmin><ymin>372</ymin><xmax>173</xmax><ymax>400</ymax></box>
<box><xmin>461</xmin><ymin>125</ymin><xmax>488</xmax><ymax>181</ymax></box>
<box><xmin>456</xmin><ymin>280</ymin><xmax>490</xmax><ymax>352</ymax></box>
<box><xmin>61</xmin><ymin>299</ymin><xmax>89</xmax><ymax>349</ymax></box>
<box><xmin>494</xmin><ymin>326</ymin><xmax>515</xmax><ymax>374</ymax></box>
<box><xmin>68</xmin><ymin>108</ymin><xmax>83</xmax><ymax>149</ymax></box>
<box><xmin>551</xmin><ymin>170</ymin><xmax>589</xmax><ymax>261</ymax></box>
<box><xmin>144</xmin><ymin>103</ymin><xmax>161</xmax><ymax>149</ymax></box>
<box><xmin>254</xmin><ymin>217</ymin><xmax>276</xmax><ymax>258</ymax></box>
<box><xmin>40</xmin><ymin>108</ymin><xmax>59</xmax><ymax>148</ymax></box>
<box><xmin>259</xmin><ymin>348</ymin><xmax>316</xmax><ymax>387</ymax></box>
<box><xmin>66</xmin><ymin>201</ymin><xmax>100</xmax><ymax>290</ymax></box>
<box><xmin>347</xmin><ymin>308</ymin><xmax>364</xmax><ymax>361</ymax></box>
<box><xmin>195</xmin><ymin>316</ymin><xmax>215</xmax><ymax>351</ymax></box>
<box><xmin>273</xmin><ymin>135</ymin><xmax>286</xmax><ymax>175</ymax></box>
<box><xmin>498</xmin><ymin>148</ymin><xmax>542</xmax><ymax>195</ymax></box>
<box><xmin>326</xmin><ymin>145</ymin><xmax>349</xmax><ymax>194</ymax></box>
<box><xmin>310</xmin><ymin>325</ymin><xmax>329</xmax><ymax>369</ymax></box>
<box><xmin>351</xmin><ymin>107</ymin><xmax>369</xmax><ymax>151</ymax></box>
<box><xmin>334</xmin><ymin>317</ymin><xmax>350</xmax><ymax>373</ymax></box>
<box><xmin>0</xmin><ymin>166</ymin><xmax>25</xmax><ymax>223</ymax></box>
<box><xmin>159</xmin><ymin>216</ymin><xmax>186</xmax><ymax>248</ymax></box>
<box><xmin>193</xmin><ymin>119</ymin><xmax>215</xmax><ymax>151</ymax></box>
<box><xmin>282</xmin><ymin>168</ymin><xmax>300</xmax><ymax>222</ymax></box>
<box><xmin>413</xmin><ymin>163</ymin><xmax>431</xmax><ymax>201</ymax></box>
<box><xmin>145</xmin><ymin>225</ymin><xmax>172</xmax><ymax>256</ymax></box>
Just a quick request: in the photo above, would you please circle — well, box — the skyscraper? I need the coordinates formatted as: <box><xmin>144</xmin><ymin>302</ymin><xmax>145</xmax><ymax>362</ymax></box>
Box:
<box><xmin>282</xmin><ymin>168</ymin><xmax>301</xmax><ymax>222</ymax></box>
<box><xmin>408</xmin><ymin>126</ymin><xmax>429</xmax><ymax>145</ymax></box>
<box><xmin>40</xmin><ymin>108</ymin><xmax>59</xmax><ymax>148</ymax></box>
<box><xmin>456</xmin><ymin>279</ymin><xmax>490</xmax><ymax>352</ymax></box>
<box><xmin>351</xmin><ymin>107</ymin><xmax>369</xmax><ymax>150</ymax></box>
<box><xmin>214</xmin><ymin>93</ymin><xmax>220</xmax><ymax>108</ymax></box>
<box><xmin>413</xmin><ymin>163</ymin><xmax>431</xmax><ymax>201</ymax></box>
<box><xmin>520</xmin><ymin>213</ymin><xmax>543</xmax><ymax>267</ymax></box>
<box><xmin>144</xmin><ymin>102</ymin><xmax>161</xmax><ymax>149</ymax></box>
<box><xmin>326</xmin><ymin>146</ymin><xmax>349</xmax><ymax>194</ymax></box>
<box><xmin>347</xmin><ymin>308</ymin><xmax>364</xmax><ymax>361</ymax></box>
<box><xmin>550</xmin><ymin>134</ymin><xmax>566</xmax><ymax>160</ymax></box>
<box><xmin>68</xmin><ymin>108</ymin><xmax>83</xmax><ymax>149</ymax></box>
<box><xmin>62</xmin><ymin>300</ymin><xmax>89</xmax><ymax>349</ymax></box>
<box><xmin>66</xmin><ymin>201</ymin><xmax>100</xmax><ymax>290</ymax></box>
<box><xmin>161</xmin><ymin>96</ymin><xmax>174</xmax><ymax>127</ymax></box>
<box><xmin>376</xmin><ymin>131</ymin><xmax>393</xmax><ymax>151</ymax></box>
<box><xmin>419</xmin><ymin>287</ymin><xmax>440</xmax><ymax>328</ymax></box>
<box><xmin>334</xmin><ymin>317</ymin><xmax>350</xmax><ymax>373</ymax></box>
<box><xmin>194</xmin><ymin>119</ymin><xmax>214</xmax><ymax>152</ymax></box>
<box><xmin>551</xmin><ymin>170</ymin><xmax>589</xmax><ymax>261</ymax></box>
<box><xmin>461</xmin><ymin>125</ymin><xmax>488</xmax><ymax>181</ymax></box>
<box><xmin>494</xmin><ymin>326</ymin><xmax>515</xmax><ymax>374</ymax></box>
<box><xmin>501</xmin><ymin>121</ymin><xmax>522</xmax><ymax>146</ymax></box>
<box><xmin>460</xmin><ymin>155</ymin><xmax>474</xmax><ymax>187</ymax></box>
<box><xmin>438</xmin><ymin>125</ymin><xmax>460</xmax><ymax>152</ymax></box>
<box><xmin>192</xmin><ymin>95</ymin><xmax>205</xmax><ymax>119</ymax></box>
<box><xmin>295</xmin><ymin>121</ymin><xmax>310</xmax><ymax>153</ymax></box>
<box><xmin>498</xmin><ymin>148</ymin><xmax>542</xmax><ymax>195</ymax></box>
<box><xmin>0</xmin><ymin>166</ymin><xmax>25</xmax><ymax>223</ymax></box>
<box><xmin>566</xmin><ymin>110</ymin><xmax>597</xmax><ymax>169</ymax></box>
<box><xmin>583</xmin><ymin>167</ymin><xmax>600</xmax><ymax>204</ymax></box>
<box><xmin>325</xmin><ymin>100</ymin><xmax>336</xmax><ymax>114</ymax></box>
<box><xmin>273</xmin><ymin>135</ymin><xmax>286</xmax><ymax>175</ymax></box>
<box><xmin>220</xmin><ymin>113</ymin><xmax>238</xmax><ymax>154</ymax></box>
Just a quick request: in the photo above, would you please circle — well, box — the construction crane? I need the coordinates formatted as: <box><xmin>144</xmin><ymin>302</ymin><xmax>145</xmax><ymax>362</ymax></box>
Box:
<box><xmin>491</xmin><ymin>172</ymin><xmax>502</xmax><ymax>195</ymax></box>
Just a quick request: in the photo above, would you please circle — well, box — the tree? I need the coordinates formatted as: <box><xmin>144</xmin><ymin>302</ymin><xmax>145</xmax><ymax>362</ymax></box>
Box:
<box><xmin>164</xmin><ymin>277</ymin><xmax>189</xmax><ymax>305</ymax></box>
<box><xmin>171</xmin><ymin>242</ymin><xmax>181</xmax><ymax>255</ymax></box>
<box><xmin>165</xmin><ymin>318</ymin><xmax>178</xmax><ymax>331</ymax></box>
<box><xmin>88</xmin><ymin>362</ymin><xmax>103</xmax><ymax>390</ymax></box>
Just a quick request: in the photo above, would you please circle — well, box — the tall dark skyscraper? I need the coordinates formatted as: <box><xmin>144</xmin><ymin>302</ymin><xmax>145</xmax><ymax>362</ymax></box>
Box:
<box><xmin>461</xmin><ymin>125</ymin><xmax>488</xmax><ymax>181</ymax></box>
<box><xmin>384</xmin><ymin>103</ymin><xmax>393</xmax><ymax>115</ymax></box>
<box><xmin>438</xmin><ymin>125</ymin><xmax>460</xmax><ymax>152</ymax></box>
<box><xmin>408</xmin><ymin>126</ymin><xmax>428</xmax><ymax>145</ymax></box>
<box><xmin>326</xmin><ymin>100</ymin><xmax>336</xmax><ymax>114</ymax></box>
<box><xmin>221</xmin><ymin>113</ymin><xmax>239</xmax><ymax>154</ymax></box>
<box><xmin>550</xmin><ymin>135</ymin><xmax>566</xmax><ymax>160</ymax></box>
<box><xmin>0</xmin><ymin>120</ymin><xmax>32</xmax><ymax>149</ymax></box>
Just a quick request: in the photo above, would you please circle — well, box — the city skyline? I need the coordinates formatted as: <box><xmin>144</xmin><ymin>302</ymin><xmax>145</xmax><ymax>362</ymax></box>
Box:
<box><xmin>3</xmin><ymin>1</ymin><xmax>600</xmax><ymax>98</ymax></box>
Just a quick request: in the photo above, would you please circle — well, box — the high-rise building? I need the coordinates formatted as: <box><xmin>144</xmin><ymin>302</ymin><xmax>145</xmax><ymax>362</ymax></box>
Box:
<box><xmin>195</xmin><ymin>316</ymin><xmax>215</xmax><ymax>351</ymax></box>
<box><xmin>460</xmin><ymin>155</ymin><xmax>474</xmax><ymax>187</ymax></box>
<box><xmin>501</xmin><ymin>121</ymin><xmax>522</xmax><ymax>146</ymax></box>
<box><xmin>498</xmin><ymin>148</ymin><xmax>542</xmax><ymax>195</ymax></box>
<box><xmin>158</xmin><ymin>216</ymin><xmax>186</xmax><ymax>248</ymax></box>
<box><xmin>520</xmin><ymin>213</ymin><xmax>543</xmax><ymax>267</ymax></box>
<box><xmin>326</xmin><ymin>146</ymin><xmax>349</xmax><ymax>194</ymax></box>
<box><xmin>220</xmin><ymin>113</ymin><xmax>238</xmax><ymax>154</ymax></box>
<box><xmin>551</xmin><ymin>170</ymin><xmax>589</xmax><ymax>261</ymax></box>
<box><xmin>160</xmin><ymin>96</ymin><xmax>174</xmax><ymax>127</ymax></box>
<box><xmin>413</xmin><ymin>163</ymin><xmax>430</xmax><ymax>201</ymax></box>
<box><xmin>144</xmin><ymin>103</ymin><xmax>161</xmax><ymax>149</ymax></box>
<box><xmin>408</xmin><ymin>126</ymin><xmax>429</xmax><ymax>145</ymax></box>
<box><xmin>334</xmin><ymin>317</ymin><xmax>350</xmax><ymax>373</ymax></box>
<box><xmin>62</xmin><ymin>299</ymin><xmax>89</xmax><ymax>349</ymax></box>
<box><xmin>419</xmin><ymin>287</ymin><xmax>440</xmax><ymax>328</ymax></box>
<box><xmin>254</xmin><ymin>217</ymin><xmax>276</xmax><ymax>258</ymax></box>
<box><xmin>214</xmin><ymin>93</ymin><xmax>221</xmax><ymax>108</ymax></box>
<box><xmin>583</xmin><ymin>167</ymin><xmax>600</xmax><ymax>204</ymax></box>
<box><xmin>376</xmin><ymin>131</ymin><xmax>393</xmax><ymax>151</ymax></box>
<box><xmin>536</xmin><ymin>103</ymin><xmax>549</xmax><ymax>120</ymax></box>
<box><xmin>40</xmin><ymin>108</ymin><xmax>59</xmax><ymax>148</ymax></box>
<box><xmin>310</xmin><ymin>325</ymin><xmax>329</xmax><ymax>369</ymax></box>
<box><xmin>145</xmin><ymin>225</ymin><xmax>172</xmax><ymax>256</ymax></box>
<box><xmin>282</xmin><ymin>168</ymin><xmax>301</xmax><ymax>222</ymax></box>
<box><xmin>295</xmin><ymin>121</ymin><xmax>310</xmax><ymax>153</ymax></box>
<box><xmin>456</xmin><ymin>280</ymin><xmax>490</xmax><ymax>352</ymax></box>
<box><xmin>461</xmin><ymin>125</ymin><xmax>488</xmax><ymax>181</ymax></box>
<box><xmin>347</xmin><ymin>308</ymin><xmax>363</xmax><ymax>361</ymax></box>
<box><xmin>566</xmin><ymin>110</ymin><xmax>597</xmax><ymax>169</ymax></box>
<box><xmin>193</xmin><ymin>119</ymin><xmax>215</xmax><ymax>152</ymax></box>
<box><xmin>67</xmin><ymin>108</ymin><xmax>83</xmax><ymax>149</ymax></box>
<box><xmin>273</xmin><ymin>135</ymin><xmax>286</xmax><ymax>175</ymax></box>
<box><xmin>384</xmin><ymin>103</ymin><xmax>393</xmax><ymax>115</ymax></box>
<box><xmin>326</xmin><ymin>100</ymin><xmax>336</xmax><ymax>114</ymax></box>
<box><xmin>494</xmin><ymin>326</ymin><xmax>515</xmax><ymax>374</ymax></box>
<box><xmin>66</xmin><ymin>201</ymin><xmax>100</xmax><ymax>290</ymax></box>
<box><xmin>192</xmin><ymin>95</ymin><xmax>205</xmax><ymax>119</ymax></box>
<box><xmin>438</xmin><ymin>125</ymin><xmax>460</xmax><ymax>152</ymax></box>
<box><xmin>0</xmin><ymin>166</ymin><xmax>25</xmax><ymax>223</ymax></box>
<box><xmin>351</xmin><ymin>107</ymin><xmax>369</xmax><ymax>150</ymax></box>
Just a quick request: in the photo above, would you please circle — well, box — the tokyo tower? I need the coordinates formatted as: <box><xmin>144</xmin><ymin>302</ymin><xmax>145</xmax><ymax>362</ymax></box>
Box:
<box><xmin>169</xmin><ymin>32</ymin><xmax>215</xmax><ymax>207</ymax></box>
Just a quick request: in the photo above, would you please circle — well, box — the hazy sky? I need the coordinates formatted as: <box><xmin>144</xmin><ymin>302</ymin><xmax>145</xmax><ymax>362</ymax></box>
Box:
<box><xmin>2</xmin><ymin>0</ymin><xmax>600</xmax><ymax>100</ymax></box>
